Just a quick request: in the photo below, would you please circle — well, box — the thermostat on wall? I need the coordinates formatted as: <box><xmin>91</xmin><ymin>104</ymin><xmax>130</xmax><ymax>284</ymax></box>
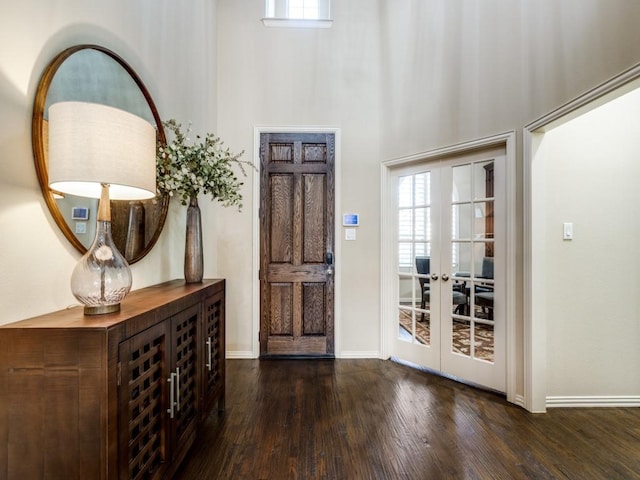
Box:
<box><xmin>71</xmin><ymin>206</ymin><xmax>89</xmax><ymax>221</ymax></box>
<box><xmin>342</xmin><ymin>213</ymin><xmax>359</xmax><ymax>226</ymax></box>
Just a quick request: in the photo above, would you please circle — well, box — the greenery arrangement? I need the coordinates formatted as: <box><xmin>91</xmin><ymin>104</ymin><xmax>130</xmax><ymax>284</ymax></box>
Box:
<box><xmin>156</xmin><ymin>119</ymin><xmax>250</xmax><ymax>209</ymax></box>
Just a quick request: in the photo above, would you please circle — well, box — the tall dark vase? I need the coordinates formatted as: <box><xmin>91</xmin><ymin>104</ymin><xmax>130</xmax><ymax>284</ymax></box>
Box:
<box><xmin>184</xmin><ymin>196</ymin><xmax>204</xmax><ymax>283</ymax></box>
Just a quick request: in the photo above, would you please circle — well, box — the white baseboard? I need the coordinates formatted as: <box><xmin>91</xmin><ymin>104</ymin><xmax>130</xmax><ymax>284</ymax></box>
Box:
<box><xmin>512</xmin><ymin>394</ymin><xmax>526</xmax><ymax>409</ymax></box>
<box><xmin>338</xmin><ymin>351</ymin><xmax>381</xmax><ymax>359</ymax></box>
<box><xmin>226</xmin><ymin>350</ymin><xmax>383</xmax><ymax>359</ymax></box>
<box><xmin>547</xmin><ymin>395</ymin><xmax>640</xmax><ymax>408</ymax></box>
<box><xmin>226</xmin><ymin>350</ymin><xmax>256</xmax><ymax>359</ymax></box>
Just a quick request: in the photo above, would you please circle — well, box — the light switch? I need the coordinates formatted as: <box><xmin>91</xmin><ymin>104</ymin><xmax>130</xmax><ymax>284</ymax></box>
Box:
<box><xmin>563</xmin><ymin>222</ymin><xmax>573</xmax><ymax>240</ymax></box>
<box><xmin>345</xmin><ymin>228</ymin><xmax>356</xmax><ymax>241</ymax></box>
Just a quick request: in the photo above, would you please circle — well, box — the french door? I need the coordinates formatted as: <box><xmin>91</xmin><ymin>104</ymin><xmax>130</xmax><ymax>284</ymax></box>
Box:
<box><xmin>390</xmin><ymin>148</ymin><xmax>506</xmax><ymax>392</ymax></box>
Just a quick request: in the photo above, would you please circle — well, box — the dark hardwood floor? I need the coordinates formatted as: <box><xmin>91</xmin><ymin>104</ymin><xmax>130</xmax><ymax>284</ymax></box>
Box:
<box><xmin>176</xmin><ymin>359</ymin><xmax>640</xmax><ymax>479</ymax></box>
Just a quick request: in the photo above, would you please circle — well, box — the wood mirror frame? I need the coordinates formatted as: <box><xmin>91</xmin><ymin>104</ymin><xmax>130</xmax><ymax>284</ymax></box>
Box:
<box><xmin>32</xmin><ymin>45</ymin><xmax>168</xmax><ymax>263</ymax></box>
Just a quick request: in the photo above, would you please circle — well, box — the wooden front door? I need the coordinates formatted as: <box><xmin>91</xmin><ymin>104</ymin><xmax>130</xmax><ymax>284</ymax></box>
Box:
<box><xmin>259</xmin><ymin>132</ymin><xmax>335</xmax><ymax>357</ymax></box>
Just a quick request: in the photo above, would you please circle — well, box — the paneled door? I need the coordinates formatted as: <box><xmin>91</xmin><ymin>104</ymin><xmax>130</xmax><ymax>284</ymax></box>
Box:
<box><xmin>391</xmin><ymin>147</ymin><xmax>505</xmax><ymax>392</ymax></box>
<box><xmin>259</xmin><ymin>132</ymin><xmax>335</xmax><ymax>357</ymax></box>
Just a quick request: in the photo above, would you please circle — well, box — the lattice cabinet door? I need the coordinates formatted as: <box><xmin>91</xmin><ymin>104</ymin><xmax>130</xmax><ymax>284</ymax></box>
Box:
<box><xmin>118</xmin><ymin>320</ymin><xmax>171</xmax><ymax>480</ymax></box>
<box><xmin>202</xmin><ymin>291</ymin><xmax>226</xmax><ymax>417</ymax></box>
<box><xmin>169</xmin><ymin>304</ymin><xmax>200</xmax><ymax>460</ymax></box>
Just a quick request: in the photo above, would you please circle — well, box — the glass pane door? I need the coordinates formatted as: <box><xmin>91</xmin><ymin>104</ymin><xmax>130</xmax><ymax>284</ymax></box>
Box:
<box><xmin>389</xmin><ymin>149</ymin><xmax>505</xmax><ymax>393</ymax></box>
<box><xmin>397</xmin><ymin>171</ymin><xmax>432</xmax><ymax>346</ymax></box>
<box><xmin>393</xmin><ymin>165</ymin><xmax>442</xmax><ymax>370</ymax></box>
<box><xmin>448</xmin><ymin>161</ymin><xmax>495</xmax><ymax>363</ymax></box>
<box><xmin>440</xmin><ymin>154</ymin><xmax>505</xmax><ymax>392</ymax></box>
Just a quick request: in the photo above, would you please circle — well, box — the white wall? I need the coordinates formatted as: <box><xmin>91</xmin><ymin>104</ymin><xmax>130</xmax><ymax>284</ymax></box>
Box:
<box><xmin>539</xmin><ymin>87</ymin><xmax>640</xmax><ymax>399</ymax></box>
<box><xmin>0</xmin><ymin>0</ymin><xmax>217</xmax><ymax>323</ymax></box>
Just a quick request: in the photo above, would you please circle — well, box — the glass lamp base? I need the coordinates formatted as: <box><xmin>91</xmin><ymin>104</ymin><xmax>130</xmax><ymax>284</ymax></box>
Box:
<box><xmin>71</xmin><ymin>219</ymin><xmax>132</xmax><ymax>316</ymax></box>
<box><xmin>84</xmin><ymin>303</ymin><xmax>121</xmax><ymax>315</ymax></box>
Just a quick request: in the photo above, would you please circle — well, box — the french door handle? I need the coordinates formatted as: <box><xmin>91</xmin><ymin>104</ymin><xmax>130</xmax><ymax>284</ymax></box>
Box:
<box><xmin>430</xmin><ymin>273</ymin><xmax>439</xmax><ymax>281</ymax></box>
<box><xmin>441</xmin><ymin>274</ymin><xmax>449</xmax><ymax>281</ymax></box>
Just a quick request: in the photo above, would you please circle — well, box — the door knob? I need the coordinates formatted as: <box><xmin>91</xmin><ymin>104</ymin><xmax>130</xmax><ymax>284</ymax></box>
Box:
<box><xmin>430</xmin><ymin>273</ymin><xmax>439</xmax><ymax>281</ymax></box>
<box><xmin>441</xmin><ymin>274</ymin><xmax>449</xmax><ymax>281</ymax></box>
<box><xmin>326</xmin><ymin>251</ymin><xmax>334</xmax><ymax>276</ymax></box>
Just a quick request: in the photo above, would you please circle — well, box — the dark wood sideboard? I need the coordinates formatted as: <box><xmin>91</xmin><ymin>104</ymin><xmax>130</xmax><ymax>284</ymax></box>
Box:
<box><xmin>0</xmin><ymin>279</ymin><xmax>225</xmax><ymax>480</ymax></box>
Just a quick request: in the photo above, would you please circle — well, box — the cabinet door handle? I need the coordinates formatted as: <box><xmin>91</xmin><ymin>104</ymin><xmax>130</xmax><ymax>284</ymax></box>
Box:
<box><xmin>175</xmin><ymin>367</ymin><xmax>181</xmax><ymax>413</ymax></box>
<box><xmin>167</xmin><ymin>372</ymin><xmax>176</xmax><ymax>419</ymax></box>
<box><xmin>206</xmin><ymin>337</ymin><xmax>213</xmax><ymax>371</ymax></box>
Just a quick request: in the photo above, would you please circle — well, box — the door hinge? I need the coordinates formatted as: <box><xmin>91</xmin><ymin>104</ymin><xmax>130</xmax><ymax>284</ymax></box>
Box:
<box><xmin>116</xmin><ymin>361</ymin><xmax>122</xmax><ymax>387</ymax></box>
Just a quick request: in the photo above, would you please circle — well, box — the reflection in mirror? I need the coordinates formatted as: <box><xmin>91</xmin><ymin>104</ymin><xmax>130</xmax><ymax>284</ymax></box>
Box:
<box><xmin>33</xmin><ymin>45</ymin><xmax>168</xmax><ymax>263</ymax></box>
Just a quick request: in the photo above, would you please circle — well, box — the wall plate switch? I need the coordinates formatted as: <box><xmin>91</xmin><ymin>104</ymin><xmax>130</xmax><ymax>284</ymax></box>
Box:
<box><xmin>345</xmin><ymin>228</ymin><xmax>356</xmax><ymax>241</ymax></box>
<box><xmin>563</xmin><ymin>222</ymin><xmax>573</xmax><ymax>240</ymax></box>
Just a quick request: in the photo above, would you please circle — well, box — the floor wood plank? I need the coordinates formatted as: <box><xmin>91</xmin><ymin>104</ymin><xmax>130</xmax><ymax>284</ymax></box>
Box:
<box><xmin>176</xmin><ymin>359</ymin><xmax>640</xmax><ymax>479</ymax></box>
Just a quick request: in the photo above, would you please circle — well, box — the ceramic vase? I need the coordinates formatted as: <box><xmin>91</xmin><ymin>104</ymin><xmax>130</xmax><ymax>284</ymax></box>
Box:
<box><xmin>184</xmin><ymin>196</ymin><xmax>204</xmax><ymax>283</ymax></box>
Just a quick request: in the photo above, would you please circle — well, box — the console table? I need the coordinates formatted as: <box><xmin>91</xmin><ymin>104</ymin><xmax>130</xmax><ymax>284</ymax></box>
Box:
<box><xmin>0</xmin><ymin>279</ymin><xmax>225</xmax><ymax>480</ymax></box>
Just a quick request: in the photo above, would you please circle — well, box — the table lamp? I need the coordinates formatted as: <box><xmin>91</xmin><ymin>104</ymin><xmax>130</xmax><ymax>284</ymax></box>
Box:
<box><xmin>48</xmin><ymin>101</ymin><xmax>157</xmax><ymax>315</ymax></box>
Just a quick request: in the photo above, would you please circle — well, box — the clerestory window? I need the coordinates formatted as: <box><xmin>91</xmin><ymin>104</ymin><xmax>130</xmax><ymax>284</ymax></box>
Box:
<box><xmin>288</xmin><ymin>0</ymin><xmax>319</xmax><ymax>19</ymax></box>
<box><xmin>263</xmin><ymin>0</ymin><xmax>332</xmax><ymax>28</ymax></box>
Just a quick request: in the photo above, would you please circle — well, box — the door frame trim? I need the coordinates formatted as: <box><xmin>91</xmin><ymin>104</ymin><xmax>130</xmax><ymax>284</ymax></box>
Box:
<box><xmin>380</xmin><ymin>131</ymin><xmax>517</xmax><ymax>404</ymax></box>
<box><xmin>252</xmin><ymin>126</ymin><xmax>342</xmax><ymax>358</ymax></box>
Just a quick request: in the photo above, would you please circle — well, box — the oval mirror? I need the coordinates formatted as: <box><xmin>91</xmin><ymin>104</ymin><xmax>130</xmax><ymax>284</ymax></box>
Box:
<box><xmin>32</xmin><ymin>45</ymin><xmax>168</xmax><ymax>263</ymax></box>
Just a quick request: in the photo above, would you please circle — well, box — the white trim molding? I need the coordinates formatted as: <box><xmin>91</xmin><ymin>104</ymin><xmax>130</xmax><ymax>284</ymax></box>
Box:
<box><xmin>226</xmin><ymin>351</ymin><xmax>255</xmax><ymax>360</ymax></box>
<box><xmin>253</xmin><ymin>126</ymin><xmax>342</xmax><ymax>359</ymax></box>
<box><xmin>380</xmin><ymin>131</ymin><xmax>517</xmax><ymax>404</ymax></box>
<box><xmin>513</xmin><ymin>395</ymin><xmax>526</xmax><ymax>410</ymax></box>
<box><xmin>339</xmin><ymin>351</ymin><xmax>381</xmax><ymax>359</ymax></box>
<box><xmin>547</xmin><ymin>396</ymin><xmax>640</xmax><ymax>408</ymax></box>
<box><xmin>524</xmin><ymin>61</ymin><xmax>640</xmax><ymax>413</ymax></box>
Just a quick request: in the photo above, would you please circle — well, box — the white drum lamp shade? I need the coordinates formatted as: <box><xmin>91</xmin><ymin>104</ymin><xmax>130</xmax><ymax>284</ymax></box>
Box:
<box><xmin>48</xmin><ymin>101</ymin><xmax>157</xmax><ymax>201</ymax></box>
<box><xmin>47</xmin><ymin>101</ymin><xmax>157</xmax><ymax>314</ymax></box>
